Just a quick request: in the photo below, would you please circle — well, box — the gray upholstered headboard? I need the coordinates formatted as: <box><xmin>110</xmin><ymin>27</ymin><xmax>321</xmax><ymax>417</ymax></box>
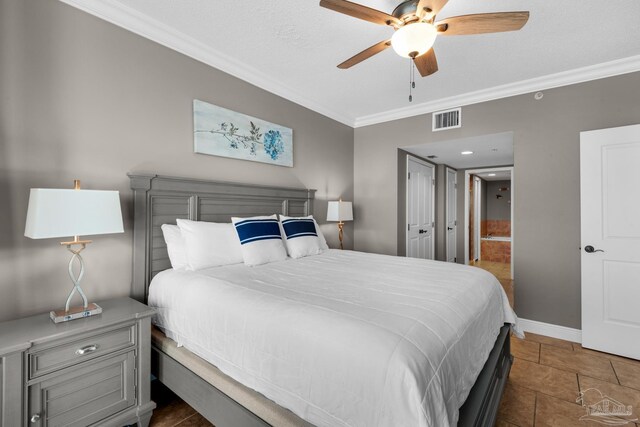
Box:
<box><xmin>129</xmin><ymin>174</ymin><xmax>316</xmax><ymax>302</ymax></box>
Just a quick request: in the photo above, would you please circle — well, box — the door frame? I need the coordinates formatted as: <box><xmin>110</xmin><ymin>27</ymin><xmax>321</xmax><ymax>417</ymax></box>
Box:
<box><xmin>474</xmin><ymin>176</ymin><xmax>482</xmax><ymax>261</ymax></box>
<box><xmin>464</xmin><ymin>166</ymin><xmax>514</xmax><ymax>279</ymax></box>
<box><xmin>445</xmin><ymin>167</ymin><xmax>457</xmax><ymax>263</ymax></box>
<box><xmin>405</xmin><ymin>155</ymin><xmax>436</xmax><ymax>259</ymax></box>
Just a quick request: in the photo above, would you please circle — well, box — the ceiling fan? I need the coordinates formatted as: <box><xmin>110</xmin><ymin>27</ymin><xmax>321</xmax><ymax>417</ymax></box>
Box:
<box><xmin>320</xmin><ymin>0</ymin><xmax>529</xmax><ymax>77</ymax></box>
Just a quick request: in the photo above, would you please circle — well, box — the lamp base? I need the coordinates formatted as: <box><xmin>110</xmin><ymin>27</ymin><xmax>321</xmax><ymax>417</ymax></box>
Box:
<box><xmin>50</xmin><ymin>303</ymin><xmax>102</xmax><ymax>323</ymax></box>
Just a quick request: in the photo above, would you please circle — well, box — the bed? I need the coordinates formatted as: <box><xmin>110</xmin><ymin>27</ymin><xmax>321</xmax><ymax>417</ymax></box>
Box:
<box><xmin>129</xmin><ymin>174</ymin><xmax>517</xmax><ymax>427</ymax></box>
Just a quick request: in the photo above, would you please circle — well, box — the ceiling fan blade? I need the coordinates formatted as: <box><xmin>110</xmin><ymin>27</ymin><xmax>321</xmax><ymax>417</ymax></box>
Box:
<box><xmin>436</xmin><ymin>12</ymin><xmax>529</xmax><ymax>35</ymax></box>
<box><xmin>416</xmin><ymin>0</ymin><xmax>448</xmax><ymax>19</ymax></box>
<box><xmin>414</xmin><ymin>48</ymin><xmax>438</xmax><ymax>77</ymax></box>
<box><xmin>338</xmin><ymin>40</ymin><xmax>392</xmax><ymax>69</ymax></box>
<box><xmin>320</xmin><ymin>0</ymin><xmax>401</xmax><ymax>26</ymax></box>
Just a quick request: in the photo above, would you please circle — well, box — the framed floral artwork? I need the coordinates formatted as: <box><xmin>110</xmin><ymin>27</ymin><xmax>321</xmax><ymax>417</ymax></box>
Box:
<box><xmin>193</xmin><ymin>99</ymin><xmax>293</xmax><ymax>167</ymax></box>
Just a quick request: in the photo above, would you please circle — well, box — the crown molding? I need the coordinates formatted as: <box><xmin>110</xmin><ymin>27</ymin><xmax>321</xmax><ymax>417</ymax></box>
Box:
<box><xmin>354</xmin><ymin>55</ymin><xmax>640</xmax><ymax>128</ymax></box>
<box><xmin>58</xmin><ymin>0</ymin><xmax>356</xmax><ymax>127</ymax></box>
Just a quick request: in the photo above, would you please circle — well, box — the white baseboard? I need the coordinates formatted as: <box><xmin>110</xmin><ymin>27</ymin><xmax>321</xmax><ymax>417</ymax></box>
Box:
<box><xmin>518</xmin><ymin>318</ymin><xmax>582</xmax><ymax>344</ymax></box>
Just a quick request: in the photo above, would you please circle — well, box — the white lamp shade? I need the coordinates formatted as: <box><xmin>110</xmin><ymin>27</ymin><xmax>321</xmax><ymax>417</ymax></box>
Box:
<box><xmin>24</xmin><ymin>188</ymin><xmax>124</xmax><ymax>239</ymax></box>
<box><xmin>391</xmin><ymin>23</ymin><xmax>437</xmax><ymax>58</ymax></box>
<box><xmin>327</xmin><ymin>201</ymin><xmax>353</xmax><ymax>222</ymax></box>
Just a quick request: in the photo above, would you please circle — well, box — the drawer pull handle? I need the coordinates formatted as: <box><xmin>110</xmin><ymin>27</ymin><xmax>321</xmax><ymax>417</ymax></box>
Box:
<box><xmin>76</xmin><ymin>344</ymin><xmax>98</xmax><ymax>355</ymax></box>
<box><xmin>30</xmin><ymin>414</ymin><xmax>40</xmax><ymax>423</ymax></box>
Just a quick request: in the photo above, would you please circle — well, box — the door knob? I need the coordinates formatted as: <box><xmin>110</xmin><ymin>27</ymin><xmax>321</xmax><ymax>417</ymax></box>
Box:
<box><xmin>447</xmin><ymin>227</ymin><xmax>453</xmax><ymax>231</ymax></box>
<box><xmin>419</xmin><ymin>229</ymin><xmax>426</xmax><ymax>234</ymax></box>
<box><xmin>584</xmin><ymin>245</ymin><xmax>604</xmax><ymax>253</ymax></box>
<box><xmin>30</xmin><ymin>414</ymin><xmax>40</xmax><ymax>423</ymax></box>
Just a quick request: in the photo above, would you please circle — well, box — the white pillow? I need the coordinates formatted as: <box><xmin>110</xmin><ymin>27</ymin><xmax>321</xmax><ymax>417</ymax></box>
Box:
<box><xmin>314</xmin><ymin>219</ymin><xmax>330</xmax><ymax>251</ymax></box>
<box><xmin>161</xmin><ymin>224</ymin><xmax>188</xmax><ymax>270</ymax></box>
<box><xmin>232</xmin><ymin>215</ymin><xmax>287</xmax><ymax>266</ymax></box>
<box><xmin>279</xmin><ymin>215</ymin><xmax>324</xmax><ymax>259</ymax></box>
<box><xmin>176</xmin><ymin>219</ymin><xmax>243</xmax><ymax>270</ymax></box>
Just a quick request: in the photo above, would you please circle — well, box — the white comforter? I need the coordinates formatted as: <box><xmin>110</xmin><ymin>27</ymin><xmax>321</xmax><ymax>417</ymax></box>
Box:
<box><xmin>149</xmin><ymin>250</ymin><xmax>519</xmax><ymax>427</ymax></box>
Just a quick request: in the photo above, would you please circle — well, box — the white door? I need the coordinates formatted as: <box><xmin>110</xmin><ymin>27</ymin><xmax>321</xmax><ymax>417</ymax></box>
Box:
<box><xmin>581</xmin><ymin>124</ymin><xmax>640</xmax><ymax>359</ymax></box>
<box><xmin>406</xmin><ymin>157</ymin><xmax>435</xmax><ymax>259</ymax></box>
<box><xmin>446</xmin><ymin>168</ymin><xmax>457</xmax><ymax>262</ymax></box>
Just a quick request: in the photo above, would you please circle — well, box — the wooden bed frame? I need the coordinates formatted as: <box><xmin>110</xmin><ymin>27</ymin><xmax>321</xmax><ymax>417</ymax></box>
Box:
<box><xmin>129</xmin><ymin>173</ymin><xmax>513</xmax><ymax>427</ymax></box>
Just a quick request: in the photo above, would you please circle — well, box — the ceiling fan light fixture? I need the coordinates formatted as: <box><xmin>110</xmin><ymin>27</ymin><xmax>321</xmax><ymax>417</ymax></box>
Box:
<box><xmin>390</xmin><ymin>22</ymin><xmax>437</xmax><ymax>58</ymax></box>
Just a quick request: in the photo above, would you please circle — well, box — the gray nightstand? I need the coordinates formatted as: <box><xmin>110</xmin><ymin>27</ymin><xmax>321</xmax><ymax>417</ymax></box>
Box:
<box><xmin>0</xmin><ymin>297</ymin><xmax>156</xmax><ymax>426</ymax></box>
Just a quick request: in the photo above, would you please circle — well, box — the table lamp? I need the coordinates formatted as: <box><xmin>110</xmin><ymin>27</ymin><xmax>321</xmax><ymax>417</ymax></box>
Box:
<box><xmin>326</xmin><ymin>200</ymin><xmax>353</xmax><ymax>250</ymax></box>
<box><xmin>24</xmin><ymin>180</ymin><xmax>124</xmax><ymax>323</ymax></box>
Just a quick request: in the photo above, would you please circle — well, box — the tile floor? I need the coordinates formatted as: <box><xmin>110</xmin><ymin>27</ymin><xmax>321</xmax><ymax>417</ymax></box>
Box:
<box><xmin>149</xmin><ymin>381</ymin><xmax>214</xmax><ymax>427</ymax></box>
<box><xmin>471</xmin><ymin>259</ymin><xmax>640</xmax><ymax>426</ymax></box>
<box><xmin>470</xmin><ymin>260</ymin><xmax>514</xmax><ymax>307</ymax></box>
<box><xmin>499</xmin><ymin>333</ymin><xmax>640</xmax><ymax>426</ymax></box>
<box><xmin>150</xmin><ymin>260</ymin><xmax>640</xmax><ymax>426</ymax></box>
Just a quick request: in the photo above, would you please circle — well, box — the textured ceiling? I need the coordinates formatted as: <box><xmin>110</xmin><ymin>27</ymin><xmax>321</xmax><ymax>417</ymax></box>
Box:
<box><xmin>404</xmin><ymin>132</ymin><xmax>514</xmax><ymax>169</ymax></box>
<box><xmin>69</xmin><ymin>0</ymin><xmax>640</xmax><ymax>126</ymax></box>
<box><xmin>478</xmin><ymin>170</ymin><xmax>511</xmax><ymax>182</ymax></box>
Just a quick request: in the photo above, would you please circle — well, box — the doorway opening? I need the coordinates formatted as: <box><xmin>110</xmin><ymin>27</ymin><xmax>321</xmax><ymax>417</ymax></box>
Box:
<box><xmin>464</xmin><ymin>167</ymin><xmax>514</xmax><ymax>282</ymax></box>
<box><xmin>400</xmin><ymin>131</ymin><xmax>513</xmax><ymax>271</ymax></box>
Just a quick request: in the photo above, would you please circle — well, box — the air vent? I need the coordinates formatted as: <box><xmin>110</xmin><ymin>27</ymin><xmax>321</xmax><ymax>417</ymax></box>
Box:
<box><xmin>432</xmin><ymin>108</ymin><xmax>461</xmax><ymax>131</ymax></box>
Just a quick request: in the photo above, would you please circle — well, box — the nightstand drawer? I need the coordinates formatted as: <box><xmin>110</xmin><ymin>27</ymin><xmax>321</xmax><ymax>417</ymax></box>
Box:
<box><xmin>29</xmin><ymin>323</ymin><xmax>136</xmax><ymax>379</ymax></box>
<box><xmin>28</xmin><ymin>350</ymin><xmax>136</xmax><ymax>427</ymax></box>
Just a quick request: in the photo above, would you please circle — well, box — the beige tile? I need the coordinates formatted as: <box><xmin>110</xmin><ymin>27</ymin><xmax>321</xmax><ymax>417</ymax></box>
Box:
<box><xmin>470</xmin><ymin>260</ymin><xmax>512</xmax><ymax>281</ymax></box>
<box><xmin>540</xmin><ymin>344</ymin><xmax>618</xmax><ymax>383</ymax></box>
<box><xmin>150</xmin><ymin>399</ymin><xmax>197</xmax><ymax>427</ymax></box>
<box><xmin>495</xmin><ymin>420</ymin><xmax>518</xmax><ymax>427</ymax></box>
<box><xmin>175</xmin><ymin>413</ymin><xmax>215</xmax><ymax>427</ymax></box>
<box><xmin>612</xmin><ymin>359</ymin><xmax>640</xmax><ymax>391</ymax></box>
<box><xmin>535</xmin><ymin>393</ymin><xmax>608</xmax><ymax>427</ymax></box>
<box><xmin>497</xmin><ymin>382</ymin><xmax>536</xmax><ymax>427</ymax></box>
<box><xmin>500</xmin><ymin>279</ymin><xmax>514</xmax><ymax>307</ymax></box>
<box><xmin>508</xmin><ymin>357</ymin><xmax>579</xmax><ymax>403</ymax></box>
<box><xmin>572</xmin><ymin>343</ymin><xmax>639</xmax><ymax>364</ymax></box>
<box><xmin>150</xmin><ymin>381</ymin><xmax>197</xmax><ymax>427</ymax></box>
<box><xmin>522</xmin><ymin>332</ymin><xmax>574</xmax><ymax>351</ymax></box>
<box><xmin>511</xmin><ymin>337</ymin><xmax>540</xmax><ymax>363</ymax></box>
<box><xmin>579</xmin><ymin>375</ymin><xmax>640</xmax><ymax>423</ymax></box>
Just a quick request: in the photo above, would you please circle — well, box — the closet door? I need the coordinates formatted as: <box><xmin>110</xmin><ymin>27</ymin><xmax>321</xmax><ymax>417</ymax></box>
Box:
<box><xmin>406</xmin><ymin>157</ymin><xmax>435</xmax><ymax>260</ymax></box>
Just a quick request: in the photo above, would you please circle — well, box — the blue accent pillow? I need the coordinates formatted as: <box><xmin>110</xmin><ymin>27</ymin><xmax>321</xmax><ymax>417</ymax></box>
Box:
<box><xmin>281</xmin><ymin>218</ymin><xmax>317</xmax><ymax>240</ymax></box>
<box><xmin>279</xmin><ymin>215</ymin><xmax>324</xmax><ymax>259</ymax></box>
<box><xmin>235</xmin><ymin>218</ymin><xmax>283</xmax><ymax>244</ymax></box>
<box><xmin>232</xmin><ymin>215</ymin><xmax>287</xmax><ymax>266</ymax></box>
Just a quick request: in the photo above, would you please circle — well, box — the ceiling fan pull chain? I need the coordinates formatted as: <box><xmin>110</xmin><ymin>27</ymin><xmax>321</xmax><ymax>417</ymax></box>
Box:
<box><xmin>412</xmin><ymin>60</ymin><xmax>416</xmax><ymax>89</ymax></box>
<box><xmin>408</xmin><ymin>59</ymin><xmax>413</xmax><ymax>102</ymax></box>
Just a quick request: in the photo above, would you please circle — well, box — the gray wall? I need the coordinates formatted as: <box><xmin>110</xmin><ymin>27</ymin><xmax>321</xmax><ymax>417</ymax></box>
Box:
<box><xmin>354</xmin><ymin>72</ymin><xmax>640</xmax><ymax>329</ymax></box>
<box><xmin>486</xmin><ymin>180</ymin><xmax>511</xmax><ymax>221</ymax></box>
<box><xmin>0</xmin><ymin>0</ymin><xmax>354</xmax><ymax>322</ymax></box>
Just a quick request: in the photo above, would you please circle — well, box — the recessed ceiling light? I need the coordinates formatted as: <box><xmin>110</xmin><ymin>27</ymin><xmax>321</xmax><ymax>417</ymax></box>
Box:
<box><xmin>461</xmin><ymin>151</ymin><xmax>473</xmax><ymax>155</ymax></box>
<box><xmin>488</xmin><ymin>173</ymin><xmax>496</xmax><ymax>177</ymax></box>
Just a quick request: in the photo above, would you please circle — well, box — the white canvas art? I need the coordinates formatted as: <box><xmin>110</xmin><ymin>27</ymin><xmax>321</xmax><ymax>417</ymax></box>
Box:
<box><xmin>193</xmin><ymin>99</ymin><xmax>293</xmax><ymax>167</ymax></box>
